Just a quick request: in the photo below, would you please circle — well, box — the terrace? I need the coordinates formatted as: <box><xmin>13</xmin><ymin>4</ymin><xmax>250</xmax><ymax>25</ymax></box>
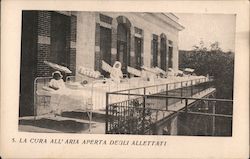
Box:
<box><xmin>19</xmin><ymin>74</ymin><xmax>232</xmax><ymax>136</ymax></box>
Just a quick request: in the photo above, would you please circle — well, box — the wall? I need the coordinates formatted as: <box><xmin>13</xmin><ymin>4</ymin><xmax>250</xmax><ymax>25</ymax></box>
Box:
<box><xmin>90</xmin><ymin>12</ymin><xmax>181</xmax><ymax>72</ymax></box>
<box><xmin>76</xmin><ymin>12</ymin><xmax>96</xmax><ymax>75</ymax></box>
<box><xmin>36</xmin><ymin>11</ymin><xmax>77</xmax><ymax>77</ymax></box>
<box><xmin>37</xmin><ymin>11</ymin><xmax>52</xmax><ymax>77</ymax></box>
<box><xmin>20</xmin><ymin>11</ymin><xmax>77</xmax><ymax>116</ymax></box>
<box><xmin>20</xmin><ymin>11</ymin><xmax>38</xmax><ymax>116</ymax></box>
<box><xmin>173</xmin><ymin>40</ymin><xmax>179</xmax><ymax>71</ymax></box>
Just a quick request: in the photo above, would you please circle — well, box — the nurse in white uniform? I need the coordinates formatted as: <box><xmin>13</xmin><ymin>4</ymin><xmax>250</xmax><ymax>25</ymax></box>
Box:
<box><xmin>110</xmin><ymin>61</ymin><xmax>123</xmax><ymax>83</ymax></box>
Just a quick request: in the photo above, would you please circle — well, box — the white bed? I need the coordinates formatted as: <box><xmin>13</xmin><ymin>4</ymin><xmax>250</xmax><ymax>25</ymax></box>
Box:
<box><xmin>34</xmin><ymin>75</ymin><xmax>209</xmax><ymax>120</ymax></box>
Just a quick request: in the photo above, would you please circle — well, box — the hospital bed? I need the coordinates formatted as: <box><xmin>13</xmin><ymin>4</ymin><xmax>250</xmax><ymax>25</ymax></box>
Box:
<box><xmin>34</xmin><ymin>76</ymin><xmax>93</xmax><ymax>132</ymax></box>
<box><xmin>33</xmin><ymin>74</ymin><xmax>210</xmax><ymax>132</ymax></box>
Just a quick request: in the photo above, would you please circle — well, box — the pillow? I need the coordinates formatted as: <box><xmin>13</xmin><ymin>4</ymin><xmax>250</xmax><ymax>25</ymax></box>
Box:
<box><xmin>42</xmin><ymin>86</ymin><xmax>55</xmax><ymax>92</ymax></box>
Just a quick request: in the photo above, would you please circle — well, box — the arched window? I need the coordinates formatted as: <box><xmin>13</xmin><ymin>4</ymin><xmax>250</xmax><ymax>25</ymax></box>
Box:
<box><xmin>152</xmin><ymin>34</ymin><xmax>158</xmax><ymax>67</ymax></box>
<box><xmin>116</xmin><ymin>16</ymin><xmax>131</xmax><ymax>74</ymax></box>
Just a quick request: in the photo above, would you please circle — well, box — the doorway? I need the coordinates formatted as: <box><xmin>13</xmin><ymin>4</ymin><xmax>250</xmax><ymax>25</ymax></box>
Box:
<box><xmin>160</xmin><ymin>36</ymin><xmax>167</xmax><ymax>71</ymax></box>
<box><xmin>168</xmin><ymin>46</ymin><xmax>173</xmax><ymax>68</ymax></box>
<box><xmin>100</xmin><ymin>26</ymin><xmax>112</xmax><ymax>77</ymax></box>
<box><xmin>117</xmin><ymin>23</ymin><xmax>130</xmax><ymax>74</ymax></box>
<box><xmin>20</xmin><ymin>11</ymin><xmax>38</xmax><ymax>116</ymax></box>
<box><xmin>51</xmin><ymin>12</ymin><xmax>71</xmax><ymax>69</ymax></box>
<box><xmin>152</xmin><ymin>37</ymin><xmax>158</xmax><ymax>67</ymax></box>
<box><xmin>134</xmin><ymin>37</ymin><xmax>142</xmax><ymax>70</ymax></box>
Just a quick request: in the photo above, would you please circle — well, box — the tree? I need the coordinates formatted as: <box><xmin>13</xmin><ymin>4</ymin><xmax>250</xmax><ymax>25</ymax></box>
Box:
<box><xmin>210</xmin><ymin>41</ymin><xmax>221</xmax><ymax>52</ymax></box>
<box><xmin>192</xmin><ymin>40</ymin><xmax>208</xmax><ymax>51</ymax></box>
<box><xmin>179</xmin><ymin>41</ymin><xmax>234</xmax><ymax>99</ymax></box>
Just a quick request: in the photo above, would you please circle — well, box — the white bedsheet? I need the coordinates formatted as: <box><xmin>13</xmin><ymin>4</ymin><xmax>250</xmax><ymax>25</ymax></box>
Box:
<box><xmin>36</xmin><ymin>76</ymin><xmax>208</xmax><ymax>112</ymax></box>
<box><xmin>37</xmin><ymin>88</ymin><xmax>94</xmax><ymax>113</ymax></box>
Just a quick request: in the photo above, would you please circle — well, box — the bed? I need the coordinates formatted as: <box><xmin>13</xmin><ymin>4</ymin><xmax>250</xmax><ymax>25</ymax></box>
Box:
<box><xmin>34</xmin><ymin>77</ymin><xmax>94</xmax><ymax>131</ymax></box>
<box><xmin>33</xmin><ymin>75</ymin><xmax>210</xmax><ymax>132</ymax></box>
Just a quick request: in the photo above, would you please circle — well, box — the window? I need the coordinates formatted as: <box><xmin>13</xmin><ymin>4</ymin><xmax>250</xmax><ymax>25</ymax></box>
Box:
<box><xmin>51</xmin><ymin>12</ymin><xmax>71</xmax><ymax>68</ymax></box>
<box><xmin>160</xmin><ymin>34</ymin><xmax>167</xmax><ymax>71</ymax></box>
<box><xmin>134</xmin><ymin>37</ymin><xmax>142</xmax><ymax>69</ymax></box>
<box><xmin>168</xmin><ymin>40</ymin><xmax>173</xmax><ymax>68</ymax></box>
<box><xmin>99</xmin><ymin>14</ymin><xmax>113</xmax><ymax>24</ymax></box>
<box><xmin>152</xmin><ymin>34</ymin><xmax>158</xmax><ymax>67</ymax></box>
<box><xmin>135</xmin><ymin>27</ymin><xmax>142</xmax><ymax>35</ymax></box>
<box><xmin>117</xmin><ymin>23</ymin><xmax>130</xmax><ymax>74</ymax></box>
<box><xmin>134</xmin><ymin>27</ymin><xmax>143</xmax><ymax>69</ymax></box>
<box><xmin>100</xmin><ymin>26</ymin><xmax>112</xmax><ymax>77</ymax></box>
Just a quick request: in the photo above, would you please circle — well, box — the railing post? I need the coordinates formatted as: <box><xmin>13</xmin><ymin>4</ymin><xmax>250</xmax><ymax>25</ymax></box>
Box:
<box><xmin>212</xmin><ymin>101</ymin><xmax>216</xmax><ymax>136</ymax></box>
<box><xmin>185</xmin><ymin>98</ymin><xmax>188</xmax><ymax>113</ymax></box>
<box><xmin>204</xmin><ymin>78</ymin><xmax>206</xmax><ymax>91</ymax></box>
<box><xmin>185</xmin><ymin>82</ymin><xmax>187</xmax><ymax>97</ymax></box>
<box><xmin>128</xmin><ymin>90</ymin><xmax>130</xmax><ymax>101</ymax></box>
<box><xmin>34</xmin><ymin>78</ymin><xmax>37</xmax><ymax>121</ymax></box>
<box><xmin>208</xmin><ymin>78</ymin><xmax>211</xmax><ymax>89</ymax></box>
<box><xmin>199</xmin><ymin>79</ymin><xmax>201</xmax><ymax>94</ymax></box>
<box><xmin>191</xmin><ymin>80</ymin><xmax>193</xmax><ymax>96</ymax></box>
<box><xmin>156</xmin><ymin>110</ymin><xmax>159</xmax><ymax>121</ymax></box>
<box><xmin>166</xmin><ymin>84</ymin><xmax>168</xmax><ymax>110</ymax></box>
<box><xmin>142</xmin><ymin>87</ymin><xmax>146</xmax><ymax>134</ymax></box>
<box><xmin>105</xmin><ymin>92</ymin><xmax>109</xmax><ymax>134</ymax></box>
<box><xmin>180</xmin><ymin>82</ymin><xmax>183</xmax><ymax>103</ymax></box>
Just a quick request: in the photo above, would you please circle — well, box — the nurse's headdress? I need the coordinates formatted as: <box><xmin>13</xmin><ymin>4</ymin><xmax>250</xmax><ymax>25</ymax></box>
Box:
<box><xmin>52</xmin><ymin>71</ymin><xmax>63</xmax><ymax>78</ymax></box>
<box><xmin>113</xmin><ymin>61</ymin><xmax>122</xmax><ymax>69</ymax></box>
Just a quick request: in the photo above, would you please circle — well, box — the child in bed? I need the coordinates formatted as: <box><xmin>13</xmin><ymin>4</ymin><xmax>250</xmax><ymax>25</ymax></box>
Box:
<box><xmin>49</xmin><ymin>71</ymin><xmax>66</xmax><ymax>90</ymax></box>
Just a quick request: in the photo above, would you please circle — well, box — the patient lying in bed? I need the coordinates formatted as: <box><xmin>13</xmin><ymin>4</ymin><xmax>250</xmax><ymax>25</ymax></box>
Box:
<box><xmin>45</xmin><ymin>71</ymin><xmax>93</xmax><ymax>115</ymax></box>
<box><xmin>49</xmin><ymin>71</ymin><xmax>66</xmax><ymax>90</ymax></box>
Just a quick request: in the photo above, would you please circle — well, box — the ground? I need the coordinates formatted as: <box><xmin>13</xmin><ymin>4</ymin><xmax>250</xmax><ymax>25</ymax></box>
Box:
<box><xmin>19</xmin><ymin>111</ymin><xmax>106</xmax><ymax>134</ymax></box>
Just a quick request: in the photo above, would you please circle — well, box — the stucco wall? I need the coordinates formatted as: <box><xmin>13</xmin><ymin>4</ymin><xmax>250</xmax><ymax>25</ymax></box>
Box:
<box><xmin>101</xmin><ymin>12</ymin><xmax>179</xmax><ymax>69</ymax></box>
<box><xmin>173</xmin><ymin>40</ymin><xmax>179</xmax><ymax>71</ymax></box>
<box><xmin>75</xmin><ymin>12</ymin><xmax>181</xmax><ymax>74</ymax></box>
<box><xmin>76</xmin><ymin>12</ymin><xmax>96</xmax><ymax>74</ymax></box>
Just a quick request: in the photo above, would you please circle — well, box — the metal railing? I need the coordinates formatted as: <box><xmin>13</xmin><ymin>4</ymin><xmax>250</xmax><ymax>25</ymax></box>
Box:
<box><xmin>34</xmin><ymin>77</ymin><xmax>53</xmax><ymax>117</ymax></box>
<box><xmin>107</xmin><ymin>77</ymin><xmax>214</xmax><ymax>111</ymax></box>
<box><xmin>105</xmin><ymin>78</ymin><xmax>233</xmax><ymax>135</ymax></box>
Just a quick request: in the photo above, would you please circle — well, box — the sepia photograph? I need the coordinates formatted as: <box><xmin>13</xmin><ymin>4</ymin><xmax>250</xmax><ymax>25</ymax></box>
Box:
<box><xmin>19</xmin><ymin>11</ymin><xmax>234</xmax><ymax>136</ymax></box>
<box><xmin>1</xmin><ymin>0</ymin><xmax>249</xmax><ymax>158</ymax></box>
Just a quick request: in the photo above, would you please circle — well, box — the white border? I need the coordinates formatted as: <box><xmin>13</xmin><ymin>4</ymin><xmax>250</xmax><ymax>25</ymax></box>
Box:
<box><xmin>1</xmin><ymin>0</ymin><xmax>249</xmax><ymax>158</ymax></box>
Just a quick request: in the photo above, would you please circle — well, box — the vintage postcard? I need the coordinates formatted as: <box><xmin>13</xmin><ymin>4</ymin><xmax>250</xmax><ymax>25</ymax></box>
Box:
<box><xmin>0</xmin><ymin>0</ymin><xmax>249</xmax><ymax>158</ymax></box>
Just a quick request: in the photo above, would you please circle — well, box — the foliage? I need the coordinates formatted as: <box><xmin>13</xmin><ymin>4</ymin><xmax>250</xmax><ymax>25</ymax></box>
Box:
<box><xmin>179</xmin><ymin>41</ymin><xmax>234</xmax><ymax>99</ymax></box>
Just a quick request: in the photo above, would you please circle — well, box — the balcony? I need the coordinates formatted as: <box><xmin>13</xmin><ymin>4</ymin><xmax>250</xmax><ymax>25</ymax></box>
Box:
<box><xmin>19</xmin><ymin>76</ymin><xmax>232</xmax><ymax>135</ymax></box>
<box><xmin>106</xmin><ymin>78</ymin><xmax>233</xmax><ymax>136</ymax></box>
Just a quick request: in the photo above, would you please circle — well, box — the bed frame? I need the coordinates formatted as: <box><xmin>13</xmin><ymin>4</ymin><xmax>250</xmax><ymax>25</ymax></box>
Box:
<box><xmin>33</xmin><ymin>76</ymin><xmax>93</xmax><ymax>132</ymax></box>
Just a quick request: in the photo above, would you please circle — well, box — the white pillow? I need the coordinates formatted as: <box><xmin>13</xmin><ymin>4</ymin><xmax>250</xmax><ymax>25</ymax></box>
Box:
<box><xmin>42</xmin><ymin>86</ymin><xmax>55</xmax><ymax>92</ymax></box>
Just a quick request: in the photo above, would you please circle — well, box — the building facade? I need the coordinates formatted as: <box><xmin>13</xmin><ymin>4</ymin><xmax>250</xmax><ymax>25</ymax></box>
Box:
<box><xmin>20</xmin><ymin>11</ymin><xmax>184</xmax><ymax>116</ymax></box>
<box><xmin>76</xmin><ymin>12</ymin><xmax>184</xmax><ymax>77</ymax></box>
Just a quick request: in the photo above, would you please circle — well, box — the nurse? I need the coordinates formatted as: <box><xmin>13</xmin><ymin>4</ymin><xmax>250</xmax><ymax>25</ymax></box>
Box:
<box><xmin>110</xmin><ymin>61</ymin><xmax>123</xmax><ymax>83</ymax></box>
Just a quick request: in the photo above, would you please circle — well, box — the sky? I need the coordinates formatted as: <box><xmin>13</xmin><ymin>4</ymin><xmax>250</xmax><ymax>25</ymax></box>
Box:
<box><xmin>175</xmin><ymin>13</ymin><xmax>236</xmax><ymax>52</ymax></box>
